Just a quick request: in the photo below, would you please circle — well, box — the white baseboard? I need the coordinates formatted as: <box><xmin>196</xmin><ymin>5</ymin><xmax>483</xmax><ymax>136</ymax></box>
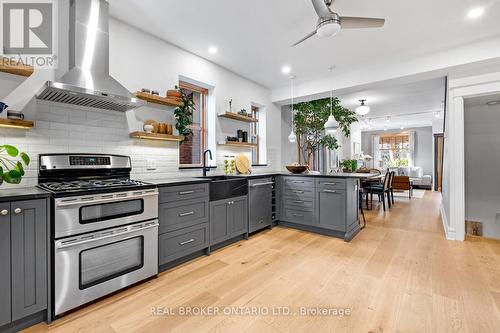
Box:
<box><xmin>440</xmin><ymin>203</ymin><xmax>456</xmax><ymax>240</ymax></box>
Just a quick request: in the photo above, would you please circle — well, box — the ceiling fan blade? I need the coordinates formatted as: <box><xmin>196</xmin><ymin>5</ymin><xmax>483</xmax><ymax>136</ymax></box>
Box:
<box><xmin>311</xmin><ymin>0</ymin><xmax>333</xmax><ymax>17</ymax></box>
<box><xmin>291</xmin><ymin>30</ymin><xmax>317</xmax><ymax>46</ymax></box>
<box><xmin>340</xmin><ymin>17</ymin><xmax>385</xmax><ymax>29</ymax></box>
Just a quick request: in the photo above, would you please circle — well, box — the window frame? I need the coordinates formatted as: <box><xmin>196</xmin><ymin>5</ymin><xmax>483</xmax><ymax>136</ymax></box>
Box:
<box><xmin>178</xmin><ymin>81</ymin><xmax>209</xmax><ymax>169</ymax></box>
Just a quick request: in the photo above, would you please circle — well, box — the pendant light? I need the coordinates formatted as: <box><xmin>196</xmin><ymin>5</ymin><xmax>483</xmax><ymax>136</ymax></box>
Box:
<box><xmin>356</xmin><ymin>99</ymin><xmax>370</xmax><ymax>116</ymax></box>
<box><xmin>324</xmin><ymin>67</ymin><xmax>339</xmax><ymax>134</ymax></box>
<box><xmin>288</xmin><ymin>75</ymin><xmax>297</xmax><ymax>143</ymax></box>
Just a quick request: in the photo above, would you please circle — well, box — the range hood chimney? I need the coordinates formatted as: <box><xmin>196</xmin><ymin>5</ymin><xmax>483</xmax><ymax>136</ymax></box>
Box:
<box><xmin>37</xmin><ymin>0</ymin><xmax>142</xmax><ymax>112</ymax></box>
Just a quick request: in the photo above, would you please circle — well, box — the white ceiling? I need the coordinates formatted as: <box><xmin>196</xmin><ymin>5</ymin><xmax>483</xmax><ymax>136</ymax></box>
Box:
<box><xmin>109</xmin><ymin>0</ymin><xmax>500</xmax><ymax>89</ymax></box>
<box><xmin>335</xmin><ymin>77</ymin><xmax>446</xmax><ymax>131</ymax></box>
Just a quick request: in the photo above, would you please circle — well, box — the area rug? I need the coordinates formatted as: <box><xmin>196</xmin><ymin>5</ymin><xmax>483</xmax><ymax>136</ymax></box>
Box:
<box><xmin>393</xmin><ymin>189</ymin><xmax>426</xmax><ymax>199</ymax></box>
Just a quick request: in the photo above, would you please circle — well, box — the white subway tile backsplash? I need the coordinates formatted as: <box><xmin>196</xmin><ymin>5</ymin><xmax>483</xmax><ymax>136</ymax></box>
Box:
<box><xmin>0</xmin><ymin>101</ymin><xmax>276</xmax><ymax>188</ymax></box>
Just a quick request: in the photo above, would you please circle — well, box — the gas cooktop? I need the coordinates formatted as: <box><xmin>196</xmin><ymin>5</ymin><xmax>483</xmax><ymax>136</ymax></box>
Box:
<box><xmin>38</xmin><ymin>178</ymin><xmax>151</xmax><ymax>193</ymax></box>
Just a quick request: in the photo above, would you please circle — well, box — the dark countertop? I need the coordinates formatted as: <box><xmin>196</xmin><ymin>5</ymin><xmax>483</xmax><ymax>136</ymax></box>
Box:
<box><xmin>0</xmin><ymin>187</ymin><xmax>51</xmax><ymax>202</ymax></box>
<box><xmin>143</xmin><ymin>177</ymin><xmax>212</xmax><ymax>187</ymax></box>
<box><xmin>210</xmin><ymin>172</ymin><xmax>378</xmax><ymax>179</ymax></box>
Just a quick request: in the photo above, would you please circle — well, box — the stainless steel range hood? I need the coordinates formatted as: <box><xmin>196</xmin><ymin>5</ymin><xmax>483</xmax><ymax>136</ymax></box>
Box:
<box><xmin>37</xmin><ymin>0</ymin><xmax>142</xmax><ymax>112</ymax></box>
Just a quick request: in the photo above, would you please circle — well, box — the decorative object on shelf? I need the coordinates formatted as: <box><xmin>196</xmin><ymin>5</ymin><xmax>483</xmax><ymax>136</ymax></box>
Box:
<box><xmin>0</xmin><ymin>101</ymin><xmax>8</xmax><ymax>114</ymax></box>
<box><xmin>242</xmin><ymin>131</ymin><xmax>248</xmax><ymax>143</ymax></box>
<box><xmin>151</xmin><ymin>90</ymin><xmax>159</xmax><ymax>95</ymax></box>
<box><xmin>141</xmin><ymin>88</ymin><xmax>151</xmax><ymax>93</ymax></box>
<box><xmin>355</xmin><ymin>99</ymin><xmax>370</xmax><ymax>116</ymax></box>
<box><xmin>288</xmin><ymin>76</ymin><xmax>297</xmax><ymax>143</ymax></box>
<box><xmin>238</xmin><ymin>109</ymin><xmax>247</xmax><ymax>116</ymax></box>
<box><xmin>174</xmin><ymin>85</ymin><xmax>194</xmax><ymax>143</ymax></box>
<box><xmin>237</xmin><ymin>129</ymin><xmax>243</xmax><ymax>142</ymax></box>
<box><xmin>143</xmin><ymin>124</ymin><xmax>154</xmax><ymax>133</ymax></box>
<box><xmin>166</xmin><ymin>124</ymin><xmax>173</xmax><ymax>135</ymax></box>
<box><xmin>143</xmin><ymin>119</ymin><xmax>158</xmax><ymax>132</ymax></box>
<box><xmin>0</xmin><ymin>145</ymin><xmax>30</xmax><ymax>185</ymax></box>
<box><xmin>235</xmin><ymin>154</ymin><xmax>251</xmax><ymax>174</ymax></box>
<box><xmin>286</xmin><ymin>163</ymin><xmax>308</xmax><ymax>174</ymax></box>
<box><xmin>167</xmin><ymin>90</ymin><xmax>182</xmax><ymax>98</ymax></box>
<box><xmin>229</xmin><ymin>99</ymin><xmax>233</xmax><ymax>113</ymax></box>
<box><xmin>227</xmin><ymin>136</ymin><xmax>238</xmax><ymax>142</ymax></box>
<box><xmin>7</xmin><ymin>110</ymin><xmax>24</xmax><ymax>120</ymax></box>
<box><xmin>293</xmin><ymin>95</ymin><xmax>357</xmax><ymax>169</ymax></box>
<box><xmin>158</xmin><ymin>123</ymin><xmax>167</xmax><ymax>134</ymax></box>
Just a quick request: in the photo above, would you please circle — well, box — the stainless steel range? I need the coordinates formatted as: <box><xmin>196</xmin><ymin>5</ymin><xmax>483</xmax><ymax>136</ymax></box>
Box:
<box><xmin>38</xmin><ymin>154</ymin><xmax>158</xmax><ymax>317</ymax></box>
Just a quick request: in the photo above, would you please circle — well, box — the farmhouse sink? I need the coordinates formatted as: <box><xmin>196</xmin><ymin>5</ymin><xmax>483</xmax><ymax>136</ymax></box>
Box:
<box><xmin>197</xmin><ymin>175</ymin><xmax>248</xmax><ymax>201</ymax></box>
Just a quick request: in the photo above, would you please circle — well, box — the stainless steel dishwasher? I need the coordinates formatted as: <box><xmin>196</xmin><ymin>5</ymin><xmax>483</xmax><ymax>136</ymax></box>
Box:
<box><xmin>248</xmin><ymin>177</ymin><xmax>274</xmax><ymax>233</ymax></box>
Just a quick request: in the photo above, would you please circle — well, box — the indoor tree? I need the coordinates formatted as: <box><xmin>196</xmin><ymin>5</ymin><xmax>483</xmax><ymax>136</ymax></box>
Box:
<box><xmin>293</xmin><ymin>97</ymin><xmax>358</xmax><ymax>167</ymax></box>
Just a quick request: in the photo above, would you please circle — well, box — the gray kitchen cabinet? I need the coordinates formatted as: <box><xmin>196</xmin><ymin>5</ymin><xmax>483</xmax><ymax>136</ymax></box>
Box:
<box><xmin>248</xmin><ymin>178</ymin><xmax>273</xmax><ymax>233</ymax></box>
<box><xmin>0</xmin><ymin>202</ymin><xmax>11</xmax><ymax>327</ymax></box>
<box><xmin>316</xmin><ymin>188</ymin><xmax>346</xmax><ymax>231</ymax></box>
<box><xmin>10</xmin><ymin>199</ymin><xmax>47</xmax><ymax>321</ymax></box>
<box><xmin>231</xmin><ymin>196</ymin><xmax>248</xmax><ymax>235</ymax></box>
<box><xmin>210</xmin><ymin>195</ymin><xmax>248</xmax><ymax>245</ymax></box>
<box><xmin>0</xmin><ymin>198</ymin><xmax>48</xmax><ymax>330</ymax></box>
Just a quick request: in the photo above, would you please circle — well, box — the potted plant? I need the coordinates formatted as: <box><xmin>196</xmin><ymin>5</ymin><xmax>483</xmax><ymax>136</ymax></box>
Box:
<box><xmin>340</xmin><ymin>159</ymin><xmax>358</xmax><ymax>173</ymax></box>
<box><xmin>293</xmin><ymin>97</ymin><xmax>358</xmax><ymax>169</ymax></box>
<box><xmin>174</xmin><ymin>86</ymin><xmax>194</xmax><ymax>142</ymax></box>
<box><xmin>0</xmin><ymin>145</ymin><xmax>30</xmax><ymax>185</ymax></box>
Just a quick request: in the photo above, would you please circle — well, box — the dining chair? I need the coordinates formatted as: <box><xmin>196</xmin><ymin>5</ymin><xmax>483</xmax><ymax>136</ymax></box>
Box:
<box><xmin>367</xmin><ymin>171</ymin><xmax>393</xmax><ymax>211</ymax></box>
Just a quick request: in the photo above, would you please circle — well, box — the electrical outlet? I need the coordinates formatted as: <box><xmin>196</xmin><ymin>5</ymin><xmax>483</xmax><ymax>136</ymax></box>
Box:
<box><xmin>146</xmin><ymin>159</ymin><xmax>156</xmax><ymax>170</ymax></box>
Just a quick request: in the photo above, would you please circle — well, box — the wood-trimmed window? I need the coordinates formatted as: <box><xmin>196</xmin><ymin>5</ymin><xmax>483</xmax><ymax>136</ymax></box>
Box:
<box><xmin>178</xmin><ymin>81</ymin><xmax>208</xmax><ymax>168</ymax></box>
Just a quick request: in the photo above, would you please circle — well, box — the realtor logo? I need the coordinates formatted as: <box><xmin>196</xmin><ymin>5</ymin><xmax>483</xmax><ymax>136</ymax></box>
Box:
<box><xmin>2</xmin><ymin>1</ymin><xmax>52</xmax><ymax>54</ymax></box>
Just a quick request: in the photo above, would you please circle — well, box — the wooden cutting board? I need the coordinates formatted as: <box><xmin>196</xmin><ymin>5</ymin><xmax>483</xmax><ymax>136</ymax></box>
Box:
<box><xmin>235</xmin><ymin>154</ymin><xmax>250</xmax><ymax>174</ymax></box>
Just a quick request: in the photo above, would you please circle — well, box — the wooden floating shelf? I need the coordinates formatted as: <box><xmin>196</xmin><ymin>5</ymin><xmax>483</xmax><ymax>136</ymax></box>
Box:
<box><xmin>218</xmin><ymin>112</ymin><xmax>258</xmax><ymax>123</ymax></box>
<box><xmin>0</xmin><ymin>118</ymin><xmax>34</xmax><ymax>129</ymax></box>
<box><xmin>130</xmin><ymin>131</ymin><xmax>184</xmax><ymax>142</ymax></box>
<box><xmin>135</xmin><ymin>91</ymin><xmax>183</xmax><ymax>107</ymax></box>
<box><xmin>0</xmin><ymin>58</ymin><xmax>34</xmax><ymax>77</ymax></box>
<box><xmin>219</xmin><ymin>141</ymin><xmax>257</xmax><ymax>148</ymax></box>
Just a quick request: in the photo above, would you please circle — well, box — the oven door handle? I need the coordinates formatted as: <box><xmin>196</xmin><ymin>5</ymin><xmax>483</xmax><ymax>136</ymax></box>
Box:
<box><xmin>55</xmin><ymin>222</ymin><xmax>158</xmax><ymax>249</ymax></box>
<box><xmin>55</xmin><ymin>191</ymin><xmax>158</xmax><ymax>208</ymax></box>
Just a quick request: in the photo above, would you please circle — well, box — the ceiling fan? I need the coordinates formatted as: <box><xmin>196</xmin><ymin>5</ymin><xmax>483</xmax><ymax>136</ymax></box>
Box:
<box><xmin>292</xmin><ymin>0</ymin><xmax>385</xmax><ymax>46</ymax></box>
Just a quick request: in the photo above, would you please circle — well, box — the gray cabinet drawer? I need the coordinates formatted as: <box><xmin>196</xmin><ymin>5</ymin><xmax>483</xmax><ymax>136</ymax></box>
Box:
<box><xmin>159</xmin><ymin>183</ymin><xmax>209</xmax><ymax>203</ymax></box>
<box><xmin>317</xmin><ymin>189</ymin><xmax>346</xmax><ymax>231</ymax></box>
<box><xmin>282</xmin><ymin>208</ymin><xmax>314</xmax><ymax>225</ymax></box>
<box><xmin>283</xmin><ymin>197</ymin><xmax>314</xmax><ymax>211</ymax></box>
<box><xmin>159</xmin><ymin>223</ymin><xmax>209</xmax><ymax>265</ymax></box>
<box><xmin>283</xmin><ymin>187</ymin><xmax>314</xmax><ymax>199</ymax></box>
<box><xmin>159</xmin><ymin>198</ymin><xmax>209</xmax><ymax>233</ymax></box>
<box><xmin>316</xmin><ymin>178</ymin><xmax>346</xmax><ymax>190</ymax></box>
<box><xmin>283</xmin><ymin>176</ymin><xmax>314</xmax><ymax>189</ymax></box>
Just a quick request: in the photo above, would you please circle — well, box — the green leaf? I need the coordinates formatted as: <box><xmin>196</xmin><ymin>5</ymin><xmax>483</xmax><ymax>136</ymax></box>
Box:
<box><xmin>15</xmin><ymin>161</ymin><xmax>25</xmax><ymax>176</ymax></box>
<box><xmin>2</xmin><ymin>145</ymin><xmax>19</xmax><ymax>157</ymax></box>
<box><xmin>20</xmin><ymin>152</ymin><xmax>30</xmax><ymax>165</ymax></box>
<box><xmin>3</xmin><ymin>169</ymin><xmax>22</xmax><ymax>184</ymax></box>
<box><xmin>0</xmin><ymin>166</ymin><xmax>3</xmax><ymax>178</ymax></box>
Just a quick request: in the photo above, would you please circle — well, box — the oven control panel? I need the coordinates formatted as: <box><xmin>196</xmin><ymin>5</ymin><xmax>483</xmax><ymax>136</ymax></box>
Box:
<box><xmin>70</xmin><ymin>156</ymin><xmax>111</xmax><ymax>166</ymax></box>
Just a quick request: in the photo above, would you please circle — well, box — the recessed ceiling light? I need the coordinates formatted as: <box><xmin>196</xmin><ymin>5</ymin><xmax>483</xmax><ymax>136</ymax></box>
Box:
<box><xmin>486</xmin><ymin>100</ymin><xmax>500</xmax><ymax>106</ymax></box>
<box><xmin>208</xmin><ymin>46</ymin><xmax>218</xmax><ymax>54</ymax></box>
<box><xmin>467</xmin><ymin>7</ymin><xmax>484</xmax><ymax>19</ymax></box>
<box><xmin>281</xmin><ymin>65</ymin><xmax>291</xmax><ymax>74</ymax></box>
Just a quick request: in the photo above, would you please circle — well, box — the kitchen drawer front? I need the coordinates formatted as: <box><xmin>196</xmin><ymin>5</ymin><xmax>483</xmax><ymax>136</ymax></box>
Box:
<box><xmin>283</xmin><ymin>177</ymin><xmax>314</xmax><ymax>189</ymax></box>
<box><xmin>316</xmin><ymin>178</ymin><xmax>346</xmax><ymax>190</ymax></box>
<box><xmin>248</xmin><ymin>177</ymin><xmax>274</xmax><ymax>187</ymax></box>
<box><xmin>159</xmin><ymin>183</ymin><xmax>209</xmax><ymax>203</ymax></box>
<box><xmin>159</xmin><ymin>198</ymin><xmax>209</xmax><ymax>233</ymax></box>
<box><xmin>283</xmin><ymin>187</ymin><xmax>314</xmax><ymax>199</ymax></box>
<box><xmin>282</xmin><ymin>208</ymin><xmax>314</xmax><ymax>225</ymax></box>
<box><xmin>159</xmin><ymin>223</ymin><xmax>209</xmax><ymax>265</ymax></box>
<box><xmin>283</xmin><ymin>197</ymin><xmax>314</xmax><ymax>211</ymax></box>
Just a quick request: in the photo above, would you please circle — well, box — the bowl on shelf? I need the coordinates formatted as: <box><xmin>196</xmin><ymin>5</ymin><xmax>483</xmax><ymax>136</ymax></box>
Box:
<box><xmin>286</xmin><ymin>165</ymin><xmax>308</xmax><ymax>174</ymax></box>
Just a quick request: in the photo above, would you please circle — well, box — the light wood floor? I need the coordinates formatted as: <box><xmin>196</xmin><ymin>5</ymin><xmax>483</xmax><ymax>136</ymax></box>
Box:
<box><xmin>26</xmin><ymin>191</ymin><xmax>500</xmax><ymax>333</ymax></box>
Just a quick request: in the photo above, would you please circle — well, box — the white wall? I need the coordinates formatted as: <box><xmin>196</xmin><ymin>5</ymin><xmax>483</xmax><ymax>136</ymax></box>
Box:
<box><xmin>0</xmin><ymin>15</ymin><xmax>281</xmax><ymax>188</ymax></box>
<box><xmin>464</xmin><ymin>102</ymin><xmax>500</xmax><ymax>239</ymax></box>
